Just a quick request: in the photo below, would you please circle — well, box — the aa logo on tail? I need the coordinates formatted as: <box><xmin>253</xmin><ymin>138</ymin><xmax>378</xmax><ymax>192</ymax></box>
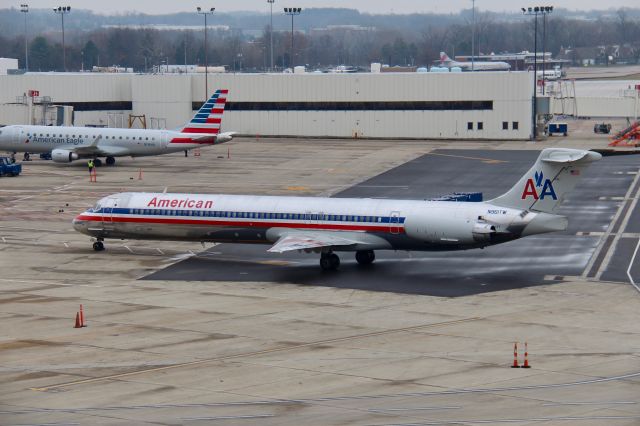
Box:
<box><xmin>521</xmin><ymin>171</ymin><xmax>557</xmax><ymax>200</ymax></box>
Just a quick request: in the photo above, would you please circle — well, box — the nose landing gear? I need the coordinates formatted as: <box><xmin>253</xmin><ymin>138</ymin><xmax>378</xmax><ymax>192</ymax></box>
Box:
<box><xmin>92</xmin><ymin>238</ymin><xmax>105</xmax><ymax>251</ymax></box>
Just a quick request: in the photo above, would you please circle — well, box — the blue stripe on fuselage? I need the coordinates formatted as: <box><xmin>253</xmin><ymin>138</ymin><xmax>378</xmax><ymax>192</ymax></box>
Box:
<box><xmin>94</xmin><ymin>207</ymin><xmax>406</xmax><ymax>224</ymax></box>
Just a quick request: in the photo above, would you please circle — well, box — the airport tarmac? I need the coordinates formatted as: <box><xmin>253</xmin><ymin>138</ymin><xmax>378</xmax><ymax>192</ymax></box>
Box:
<box><xmin>1</xmin><ymin>137</ymin><xmax>640</xmax><ymax>425</ymax></box>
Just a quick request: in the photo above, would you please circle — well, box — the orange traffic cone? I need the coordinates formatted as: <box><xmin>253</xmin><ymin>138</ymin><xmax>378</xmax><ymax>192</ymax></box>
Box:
<box><xmin>79</xmin><ymin>304</ymin><xmax>85</xmax><ymax>327</ymax></box>
<box><xmin>522</xmin><ymin>342</ymin><xmax>531</xmax><ymax>368</ymax></box>
<box><xmin>74</xmin><ymin>312</ymin><xmax>81</xmax><ymax>328</ymax></box>
<box><xmin>511</xmin><ymin>342</ymin><xmax>520</xmax><ymax>368</ymax></box>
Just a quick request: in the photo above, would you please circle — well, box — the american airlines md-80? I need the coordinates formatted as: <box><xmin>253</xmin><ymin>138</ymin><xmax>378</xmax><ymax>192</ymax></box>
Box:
<box><xmin>73</xmin><ymin>148</ymin><xmax>600</xmax><ymax>271</ymax></box>
<box><xmin>0</xmin><ymin>90</ymin><xmax>234</xmax><ymax>166</ymax></box>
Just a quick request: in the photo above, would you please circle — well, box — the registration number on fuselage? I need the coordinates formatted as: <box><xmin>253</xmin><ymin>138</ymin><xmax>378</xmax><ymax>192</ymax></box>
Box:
<box><xmin>487</xmin><ymin>209</ymin><xmax>507</xmax><ymax>215</ymax></box>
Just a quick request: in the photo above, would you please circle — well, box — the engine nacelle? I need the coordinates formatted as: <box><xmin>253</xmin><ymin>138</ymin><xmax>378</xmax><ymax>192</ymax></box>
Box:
<box><xmin>215</xmin><ymin>132</ymin><xmax>236</xmax><ymax>144</ymax></box>
<box><xmin>52</xmin><ymin>149</ymin><xmax>79</xmax><ymax>163</ymax></box>
<box><xmin>471</xmin><ymin>222</ymin><xmax>496</xmax><ymax>242</ymax></box>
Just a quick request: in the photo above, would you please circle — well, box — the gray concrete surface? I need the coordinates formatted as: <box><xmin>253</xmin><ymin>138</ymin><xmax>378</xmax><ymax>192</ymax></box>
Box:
<box><xmin>148</xmin><ymin>149</ymin><xmax>634</xmax><ymax>297</ymax></box>
<box><xmin>1</xmin><ymin>137</ymin><xmax>639</xmax><ymax>425</ymax></box>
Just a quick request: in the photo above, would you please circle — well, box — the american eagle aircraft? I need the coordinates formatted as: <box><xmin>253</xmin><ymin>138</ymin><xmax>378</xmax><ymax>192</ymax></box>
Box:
<box><xmin>73</xmin><ymin>148</ymin><xmax>600</xmax><ymax>270</ymax></box>
<box><xmin>0</xmin><ymin>89</ymin><xmax>234</xmax><ymax>166</ymax></box>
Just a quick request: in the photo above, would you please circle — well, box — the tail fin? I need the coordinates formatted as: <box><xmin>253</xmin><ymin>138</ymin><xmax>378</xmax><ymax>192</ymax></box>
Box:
<box><xmin>489</xmin><ymin>148</ymin><xmax>601</xmax><ymax>213</ymax></box>
<box><xmin>440</xmin><ymin>52</ymin><xmax>452</xmax><ymax>64</ymax></box>
<box><xmin>180</xmin><ymin>89</ymin><xmax>228</xmax><ymax>135</ymax></box>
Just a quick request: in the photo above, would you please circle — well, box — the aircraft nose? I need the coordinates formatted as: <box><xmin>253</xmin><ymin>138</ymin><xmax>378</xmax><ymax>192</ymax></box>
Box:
<box><xmin>72</xmin><ymin>215</ymin><xmax>86</xmax><ymax>232</ymax></box>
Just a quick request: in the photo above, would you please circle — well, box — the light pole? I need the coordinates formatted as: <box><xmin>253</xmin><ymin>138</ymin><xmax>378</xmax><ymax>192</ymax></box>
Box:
<box><xmin>522</xmin><ymin>6</ymin><xmax>541</xmax><ymax>140</ymax></box>
<box><xmin>53</xmin><ymin>6</ymin><xmax>71</xmax><ymax>72</ymax></box>
<box><xmin>471</xmin><ymin>0</ymin><xmax>475</xmax><ymax>71</ymax></box>
<box><xmin>20</xmin><ymin>4</ymin><xmax>28</xmax><ymax>72</ymax></box>
<box><xmin>197</xmin><ymin>6</ymin><xmax>215</xmax><ymax>100</ymax></box>
<box><xmin>284</xmin><ymin>7</ymin><xmax>301</xmax><ymax>68</ymax></box>
<box><xmin>267</xmin><ymin>0</ymin><xmax>275</xmax><ymax>71</ymax></box>
<box><xmin>541</xmin><ymin>6</ymin><xmax>553</xmax><ymax>95</ymax></box>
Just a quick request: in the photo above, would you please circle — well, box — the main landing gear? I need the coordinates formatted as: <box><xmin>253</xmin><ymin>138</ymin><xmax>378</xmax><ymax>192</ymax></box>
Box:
<box><xmin>93</xmin><ymin>238</ymin><xmax>105</xmax><ymax>251</ymax></box>
<box><xmin>319</xmin><ymin>250</ymin><xmax>376</xmax><ymax>271</ymax></box>
<box><xmin>320</xmin><ymin>252</ymin><xmax>340</xmax><ymax>271</ymax></box>
<box><xmin>355</xmin><ymin>250</ymin><xmax>375</xmax><ymax>265</ymax></box>
<box><xmin>93</xmin><ymin>158</ymin><xmax>102</xmax><ymax>167</ymax></box>
<box><xmin>105</xmin><ymin>156</ymin><xmax>116</xmax><ymax>166</ymax></box>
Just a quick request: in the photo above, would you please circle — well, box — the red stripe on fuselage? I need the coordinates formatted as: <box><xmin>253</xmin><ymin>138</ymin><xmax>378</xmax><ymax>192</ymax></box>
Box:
<box><xmin>170</xmin><ymin>141</ymin><xmax>216</xmax><ymax>145</ymax></box>
<box><xmin>180</xmin><ymin>128</ymin><xmax>220</xmax><ymax>134</ymax></box>
<box><xmin>75</xmin><ymin>214</ymin><xmax>405</xmax><ymax>234</ymax></box>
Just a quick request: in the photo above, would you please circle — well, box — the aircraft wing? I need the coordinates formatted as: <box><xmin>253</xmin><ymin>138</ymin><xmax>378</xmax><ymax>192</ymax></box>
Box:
<box><xmin>66</xmin><ymin>135</ymin><xmax>102</xmax><ymax>155</ymax></box>
<box><xmin>267</xmin><ymin>231</ymin><xmax>370</xmax><ymax>253</ymax></box>
<box><xmin>60</xmin><ymin>136</ymin><xmax>129</xmax><ymax>157</ymax></box>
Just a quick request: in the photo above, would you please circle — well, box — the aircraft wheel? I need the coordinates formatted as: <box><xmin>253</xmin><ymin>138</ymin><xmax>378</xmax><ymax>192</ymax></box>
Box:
<box><xmin>330</xmin><ymin>253</ymin><xmax>340</xmax><ymax>269</ymax></box>
<box><xmin>106</xmin><ymin>156</ymin><xmax>116</xmax><ymax>166</ymax></box>
<box><xmin>94</xmin><ymin>158</ymin><xmax>103</xmax><ymax>167</ymax></box>
<box><xmin>355</xmin><ymin>250</ymin><xmax>375</xmax><ymax>265</ymax></box>
<box><xmin>93</xmin><ymin>241</ymin><xmax>104</xmax><ymax>251</ymax></box>
<box><xmin>320</xmin><ymin>253</ymin><xmax>340</xmax><ymax>271</ymax></box>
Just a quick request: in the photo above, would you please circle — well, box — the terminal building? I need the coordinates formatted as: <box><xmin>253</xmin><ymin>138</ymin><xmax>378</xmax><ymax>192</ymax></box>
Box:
<box><xmin>0</xmin><ymin>72</ymin><xmax>534</xmax><ymax>140</ymax></box>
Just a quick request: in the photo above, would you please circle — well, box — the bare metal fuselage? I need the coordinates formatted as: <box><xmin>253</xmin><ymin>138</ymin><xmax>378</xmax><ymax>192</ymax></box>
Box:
<box><xmin>73</xmin><ymin>192</ymin><xmax>566</xmax><ymax>252</ymax></box>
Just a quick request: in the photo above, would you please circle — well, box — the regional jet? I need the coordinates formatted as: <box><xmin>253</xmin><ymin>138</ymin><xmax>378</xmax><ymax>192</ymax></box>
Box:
<box><xmin>73</xmin><ymin>148</ymin><xmax>600</xmax><ymax>270</ymax></box>
<box><xmin>439</xmin><ymin>52</ymin><xmax>511</xmax><ymax>71</ymax></box>
<box><xmin>0</xmin><ymin>89</ymin><xmax>234</xmax><ymax>166</ymax></box>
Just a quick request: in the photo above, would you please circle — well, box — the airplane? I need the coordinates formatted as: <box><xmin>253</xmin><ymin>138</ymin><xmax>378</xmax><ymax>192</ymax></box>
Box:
<box><xmin>439</xmin><ymin>52</ymin><xmax>511</xmax><ymax>71</ymax></box>
<box><xmin>0</xmin><ymin>89</ymin><xmax>234</xmax><ymax>166</ymax></box>
<box><xmin>536</xmin><ymin>67</ymin><xmax>563</xmax><ymax>81</ymax></box>
<box><xmin>73</xmin><ymin>148</ymin><xmax>601</xmax><ymax>271</ymax></box>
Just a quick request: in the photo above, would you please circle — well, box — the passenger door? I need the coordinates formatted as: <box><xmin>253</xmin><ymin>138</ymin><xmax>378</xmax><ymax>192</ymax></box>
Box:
<box><xmin>389</xmin><ymin>211</ymin><xmax>401</xmax><ymax>235</ymax></box>
<box><xmin>101</xmin><ymin>196</ymin><xmax>119</xmax><ymax>228</ymax></box>
<box><xmin>15</xmin><ymin>126</ymin><xmax>26</xmax><ymax>147</ymax></box>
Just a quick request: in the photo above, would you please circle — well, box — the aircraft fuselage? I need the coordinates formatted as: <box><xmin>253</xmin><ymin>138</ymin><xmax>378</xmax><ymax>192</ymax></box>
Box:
<box><xmin>73</xmin><ymin>192</ymin><xmax>566</xmax><ymax>252</ymax></box>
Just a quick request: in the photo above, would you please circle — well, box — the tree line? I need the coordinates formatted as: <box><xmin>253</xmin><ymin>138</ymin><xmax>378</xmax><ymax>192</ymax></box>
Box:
<box><xmin>0</xmin><ymin>8</ymin><xmax>638</xmax><ymax>71</ymax></box>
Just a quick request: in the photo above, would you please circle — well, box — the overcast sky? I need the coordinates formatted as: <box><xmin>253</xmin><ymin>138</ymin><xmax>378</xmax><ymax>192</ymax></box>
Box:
<box><xmin>7</xmin><ymin>0</ymin><xmax>638</xmax><ymax>15</ymax></box>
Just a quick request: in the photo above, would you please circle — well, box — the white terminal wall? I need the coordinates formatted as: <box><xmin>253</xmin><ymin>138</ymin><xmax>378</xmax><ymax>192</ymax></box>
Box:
<box><xmin>132</xmin><ymin>75</ymin><xmax>192</xmax><ymax>128</ymax></box>
<box><xmin>195</xmin><ymin>72</ymin><xmax>533</xmax><ymax>139</ymax></box>
<box><xmin>0</xmin><ymin>72</ymin><xmax>533</xmax><ymax>140</ymax></box>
